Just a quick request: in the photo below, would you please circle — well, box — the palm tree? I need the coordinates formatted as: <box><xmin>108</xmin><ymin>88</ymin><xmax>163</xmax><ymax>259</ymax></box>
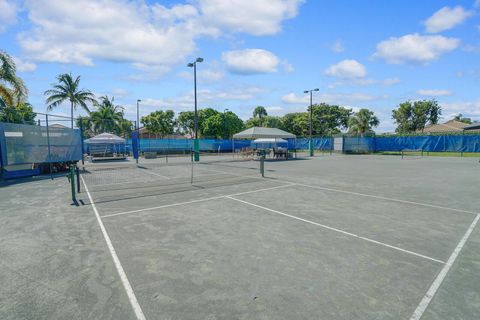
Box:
<box><xmin>90</xmin><ymin>96</ymin><xmax>125</xmax><ymax>134</ymax></box>
<box><xmin>348</xmin><ymin>108</ymin><xmax>379</xmax><ymax>135</ymax></box>
<box><xmin>0</xmin><ymin>50</ymin><xmax>28</xmax><ymax>108</ymax></box>
<box><xmin>253</xmin><ymin>106</ymin><xmax>267</xmax><ymax>119</ymax></box>
<box><xmin>44</xmin><ymin>73</ymin><xmax>96</xmax><ymax>128</ymax></box>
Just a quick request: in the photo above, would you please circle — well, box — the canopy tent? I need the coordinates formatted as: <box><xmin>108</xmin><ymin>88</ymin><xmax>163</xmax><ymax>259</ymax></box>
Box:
<box><xmin>84</xmin><ymin>133</ymin><xmax>127</xmax><ymax>161</ymax></box>
<box><xmin>233</xmin><ymin>127</ymin><xmax>296</xmax><ymax>139</ymax></box>
<box><xmin>253</xmin><ymin>138</ymin><xmax>287</xmax><ymax>144</ymax></box>
<box><xmin>85</xmin><ymin>133</ymin><xmax>126</xmax><ymax>144</ymax></box>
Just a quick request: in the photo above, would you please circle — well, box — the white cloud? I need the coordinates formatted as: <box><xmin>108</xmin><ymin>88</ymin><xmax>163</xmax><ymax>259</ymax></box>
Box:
<box><xmin>111</xmin><ymin>88</ymin><xmax>129</xmax><ymax>98</ymax></box>
<box><xmin>12</xmin><ymin>57</ymin><xmax>37</xmax><ymax>72</ymax></box>
<box><xmin>281</xmin><ymin>60</ymin><xmax>294</xmax><ymax>73</ymax></box>
<box><xmin>328</xmin><ymin>77</ymin><xmax>400</xmax><ymax>88</ymax></box>
<box><xmin>197</xmin><ymin>0</ymin><xmax>304</xmax><ymax>36</ymax></box>
<box><xmin>222</xmin><ymin>49</ymin><xmax>280</xmax><ymax>74</ymax></box>
<box><xmin>476</xmin><ymin>0</ymin><xmax>480</xmax><ymax>8</ymax></box>
<box><xmin>330</xmin><ymin>40</ymin><xmax>345</xmax><ymax>53</ymax></box>
<box><xmin>265</xmin><ymin>106</ymin><xmax>284</xmax><ymax>115</ymax></box>
<box><xmin>373</xmin><ymin>33</ymin><xmax>460</xmax><ymax>64</ymax></box>
<box><xmin>282</xmin><ymin>92</ymin><xmax>377</xmax><ymax>105</ymax></box>
<box><xmin>442</xmin><ymin>100</ymin><xmax>480</xmax><ymax>119</ymax></box>
<box><xmin>324</xmin><ymin>59</ymin><xmax>367</xmax><ymax>79</ymax></box>
<box><xmin>463</xmin><ymin>44</ymin><xmax>480</xmax><ymax>53</ymax></box>
<box><xmin>416</xmin><ymin>89</ymin><xmax>452</xmax><ymax>96</ymax></box>
<box><xmin>18</xmin><ymin>0</ymin><xmax>303</xmax><ymax>76</ymax></box>
<box><xmin>0</xmin><ymin>0</ymin><xmax>17</xmax><ymax>33</ymax></box>
<box><xmin>425</xmin><ymin>6</ymin><xmax>473</xmax><ymax>33</ymax></box>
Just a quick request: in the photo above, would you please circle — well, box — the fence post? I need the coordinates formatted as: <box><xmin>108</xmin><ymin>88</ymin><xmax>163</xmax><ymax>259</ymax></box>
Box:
<box><xmin>79</xmin><ymin>119</ymin><xmax>85</xmax><ymax>165</ymax></box>
<box><xmin>45</xmin><ymin>114</ymin><xmax>53</xmax><ymax>180</ymax></box>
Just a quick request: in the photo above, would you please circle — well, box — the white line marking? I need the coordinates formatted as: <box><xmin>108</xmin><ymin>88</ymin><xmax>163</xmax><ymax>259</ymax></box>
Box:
<box><xmin>137</xmin><ymin>168</ymin><xmax>171</xmax><ymax>180</ymax></box>
<box><xmin>80</xmin><ymin>176</ymin><xmax>147</xmax><ymax>320</ymax></box>
<box><xmin>226</xmin><ymin>196</ymin><xmax>445</xmax><ymax>264</ymax></box>
<box><xmin>294</xmin><ymin>183</ymin><xmax>476</xmax><ymax>215</ymax></box>
<box><xmin>410</xmin><ymin>214</ymin><xmax>480</xmax><ymax>320</ymax></box>
<box><xmin>101</xmin><ymin>183</ymin><xmax>296</xmax><ymax>219</ymax></box>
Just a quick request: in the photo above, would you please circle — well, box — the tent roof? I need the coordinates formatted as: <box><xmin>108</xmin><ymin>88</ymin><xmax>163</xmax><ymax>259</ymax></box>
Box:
<box><xmin>85</xmin><ymin>133</ymin><xmax>126</xmax><ymax>144</ymax></box>
<box><xmin>464</xmin><ymin>123</ymin><xmax>480</xmax><ymax>131</ymax></box>
<box><xmin>253</xmin><ymin>138</ymin><xmax>287</xmax><ymax>143</ymax></box>
<box><xmin>233</xmin><ymin>127</ymin><xmax>296</xmax><ymax>139</ymax></box>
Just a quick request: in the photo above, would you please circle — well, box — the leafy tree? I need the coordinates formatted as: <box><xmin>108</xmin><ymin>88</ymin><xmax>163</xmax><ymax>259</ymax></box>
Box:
<box><xmin>253</xmin><ymin>106</ymin><xmax>267</xmax><ymax>119</ymax></box>
<box><xmin>348</xmin><ymin>109</ymin><xmax>379</xmax><ymax>135</ymax></box>
<box><xmin>453</xmin><ymin>113</ymin><xmax>472</xmax><ymax>124</ymax></box>
<box><xmin>280</xmin><ymin>112</ymin><xmax>309</xmax><ymax>136</ymax></box>
<box><xmin>198</xmin><ymin>108</ymin><xmax>220</xmax><ymax>137</ymax></box>
<box><xmin>223</xmin><ymin>111</ymin><xmax>245</xmax><ymax>138</ymax></box>
<box><xmin>116</xmin><ymin>119</ymin><xmax>134</xmax><ymax>138</ymax></box>
<box><xmin>141</xmin><ymin>110</ymin><xmax>175</xmax><ymax>137</ymax></box>
<box><xmin>176</xmin><ymin>111</ymin><xmax>195</xmax><ymax>136</ymax></box>
<box><xmin>44</xmin><ymin>73</ymin><xmax>96</xmax><ymax>128</ymax></box>
<box><xmin>262</xmin><ymin>115</ymin><xmax>283</xmax><ymax>128</ymax></box>
<box><xmin>311</xmin><ymin>103</ymin><xmax>352</xmax><ymax>135</ymax></box>
<box><xmin>90</xmin><ymin>96</ymin><xmax>125</xmax><ymax>133</ymax></box>
<box><xmin>244</xmin><ymin>117</ymin><xmax>263</xmax><ymax>128</ymax></box>
<box><xmin>392</xmin><ymin>100</ymin><xmax>441</xmax><ymax>133</ymax></box>
<box><xmin>0</xmin><ymin>50</ymin><xmax>28</xmax><ymax>108</ymax></box>
<box><xmin>0</xmin><ymin>102</ymin><xmax>36</xmax><ymax>124</ymax></box>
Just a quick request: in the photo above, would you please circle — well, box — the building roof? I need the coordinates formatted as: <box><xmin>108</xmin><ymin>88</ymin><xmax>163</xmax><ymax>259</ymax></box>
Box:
<box><xmin>233</xmin><ymin>127</ymin><xmax>296</xmax><ymax>139</ymax></box>
<box><xmin>420</xmin><ymin>120</ymin><xmax>471</xmax><ymax>133</ymax></box>
<box><xmin>464</xmin><ymin>123</ymin><xmax>480</xmax><ymax>131</ymax></box>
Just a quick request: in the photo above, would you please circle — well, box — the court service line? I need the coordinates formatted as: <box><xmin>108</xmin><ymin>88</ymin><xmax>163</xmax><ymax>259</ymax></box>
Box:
<box><xmin>101</xmin><ymin>183</ymin><xmax>297</xmax><ymax>219</ymax></box>
<box><xmin>410</xmin><ymin>213</ymin><xmax>480</xmax><ymax>320</ymax></box>
<box><xmin>137</xmin><ymin>168</ymin><xmax>171</xmax><ymax>180</ymax></box>
<box><xmin>226</xmin><ymin>196</ymin><xmax>445</xmax><ymax>264</ymax></box>
<box><xmin>81</xmin><ymin>176</ymin><xmax>147</xmax><ymax>320</ymax></box>
<box><xmin>294</xmin><ymin>183</ymin><xmax>477</xmax><ymax>215</ymax></box>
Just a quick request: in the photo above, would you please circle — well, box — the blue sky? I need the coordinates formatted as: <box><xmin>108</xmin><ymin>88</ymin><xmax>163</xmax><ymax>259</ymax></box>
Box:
<box><xmin>1</xmin><ymin>0</ymin><xmax>479</xmax><ymax>132</ymax></box>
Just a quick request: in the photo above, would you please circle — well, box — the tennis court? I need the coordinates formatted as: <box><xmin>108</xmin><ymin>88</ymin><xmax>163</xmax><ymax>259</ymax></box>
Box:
<box><xmin>1</xmin><ymin>154</ymin><xmax>479</xmax><ymax>319</ymax></box>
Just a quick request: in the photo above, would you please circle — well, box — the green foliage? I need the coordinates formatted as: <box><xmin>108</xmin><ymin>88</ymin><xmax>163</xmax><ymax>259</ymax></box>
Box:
<box><xmin>253</xmin><ymin>106</ymin><xmax>267</xmax><ymax>118</ymax></box>
<box><xmin>141</xmin><ymin>110</ymin><xmax>175</xmax><ymax>137</ymax></box>
<box><xmin>280</xmin><ymin>112</ymin><xmax>310</xmax><ymax>136</ymax></box>
<box><xmin>0</xmin><ymin>103</ymin><xmax>36</xmax><ymax>124</ymax></box>
<box><xmin>176</xmin><ymin>111</ymin><xmax>195</xmax><ymax>136</ymax></box>
<box><xmin>392</xmin><ymin>100</ymin><xmax>441</xmax><ymax>133</ymax></box>
<box><xmin>453</xmin><ymin>113</ymin><xmax>472</xmax><ymax>124</ymax></box>
<box><xmin>311</xmin><ymin>103</ymin><xmax>352</xmax><ymax>135</ymax></box>
<box><xmin>200</xmin><ymin>110</ymin><xmax>244</xmax><ymax>138</ymax></box>
<box><xmin>348</xmin><ymin>108</ymin><xmax>379</xmax><ymax>135</ymax></box>
<box><xmin>0</xmin><ymin>50</ymin><xmax>28</xmax><ymax>107</ymax></box>
<box><xmin>44</xmin><ymin>73</ymin><xmax>96</xmax><ymax>127</ymax></box>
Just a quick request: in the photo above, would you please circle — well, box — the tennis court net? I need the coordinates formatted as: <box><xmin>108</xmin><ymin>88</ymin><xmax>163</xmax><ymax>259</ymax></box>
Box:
<box><xmin>77</xmin><ymin>153</ymin><xmax>265</xmax><ymax>204</ymax></box>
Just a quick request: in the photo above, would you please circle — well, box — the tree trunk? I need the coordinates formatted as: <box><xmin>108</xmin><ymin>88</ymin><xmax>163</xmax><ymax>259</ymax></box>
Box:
<box><xmin>71</xmin><ymin>101</ymin><xmax>74</xmax><ymax>129</ymax></box>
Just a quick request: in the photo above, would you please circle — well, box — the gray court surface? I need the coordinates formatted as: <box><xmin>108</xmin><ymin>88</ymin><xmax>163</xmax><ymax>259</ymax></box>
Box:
<box><xmin>1</xmin><ymin>154</ymin><xmax>479</xmax><ymax>320</ymax></box>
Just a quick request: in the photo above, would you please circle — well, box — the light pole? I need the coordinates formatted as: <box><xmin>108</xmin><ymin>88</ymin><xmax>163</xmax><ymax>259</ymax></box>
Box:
<box><xmin>303</xmin><ymin>88</ymin><xmax>319</xmax><ymax>157</ymax></box>
<box><xmin>136</xmin><ymin>99</ymin><xmax>141</xmax><ymax>164</ymax></box>
<box><xmin>223</xmin><ymin>108</ymin><xmax>229</xmax><ymax>140</ymax></box>
<box><xmin>187</xmin><ymin>57</ymin><xmax>203</xmax><ymax>161</ymax></box>
<box><xmin>136</xmin><ymin>99</ymin><xmax>141</xmax><ymax>131</ymax></box>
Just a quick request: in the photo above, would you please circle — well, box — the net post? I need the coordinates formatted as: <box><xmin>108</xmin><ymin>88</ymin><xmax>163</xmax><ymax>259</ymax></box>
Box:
<box><xmin>45</xmin><ymin>114</ymin><xmax>53</xmax><ymax>180</ymax></box>
<box><xmin>260</xmin><ymin>154</ymin><xmax>265</xmax><ymax>177</ymax></box>
<box><xmin>79</xmin><ymin>119</ymin><xmax>85</xmax><ymax>165</ymax></box>
<box><xmin>69</xmin><ymin>165</ymin><xmax>77</xmax><ymax>205</ymax></box>
<box><xmin>76</xmin><ymin>165</ymin><xmax>80</xmax><ymax>193</ymax></box>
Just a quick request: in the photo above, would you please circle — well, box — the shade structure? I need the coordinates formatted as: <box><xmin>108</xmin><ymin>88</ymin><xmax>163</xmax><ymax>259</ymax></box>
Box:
<box><xmin>253</xmin><ymin>138</ymin><xmax>287</xmax><ymax>144</ymax></box>
<box><xmin>85</xmin><ymin>133</ymin><xmax>126</xmax><ymax>144</ymax></box>
<box><xmin>233</xmin><ymin>127</ymin><xmax>296</xmax><ymax>139</ymax></box>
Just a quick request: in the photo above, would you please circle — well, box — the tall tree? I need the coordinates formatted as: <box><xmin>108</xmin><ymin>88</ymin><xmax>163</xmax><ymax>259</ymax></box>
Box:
<box><xmin>89</xmin><ymin>96</ymin><xmax>125</xmax><ymax>134</ymax></box>
<box><xmin>202</xmin><ymin>111</ymin><xmax>245</xmax><ymax>138</ymax></box>
<box><xmin>0</xmin><ymin>50</ymin><xmax>28</xmax><ymax>108</ymax></box>
<box><xmin>176</xmin><ymin>111</ymin><xmax>195</xmax><ymax>136</ymax></box>
<box><xmin>141</xmin><ymin>110</ymin><xmax>175</xmax><ymax>137</ymax></box>
<box><xmin>44</xmin><ymin>73</ymin><xmax>96</xmax><ymax>128</ymax></box>
<box><xmin>280</xmin><ymin>112</ymin><xmax>309</xmax><ymax>136</ymax></box>
<box><xmin>348</xmin><ymin>109</ymin><xmax>379</xmax><ymax>135</ymax></box>
<box><xmin>311</xmin><ymin>103</ymin><xmax>352</xmax><ymax>135</ymax></box>
<box><xmin>392</xmin><ymin>100</ymin><xmax>441</xmax><ymax>133</ymax></box>
<box><xmin>253</xmin><ymin>106</ymin><xmax>267</xmax><ymax>119</ymax></box>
